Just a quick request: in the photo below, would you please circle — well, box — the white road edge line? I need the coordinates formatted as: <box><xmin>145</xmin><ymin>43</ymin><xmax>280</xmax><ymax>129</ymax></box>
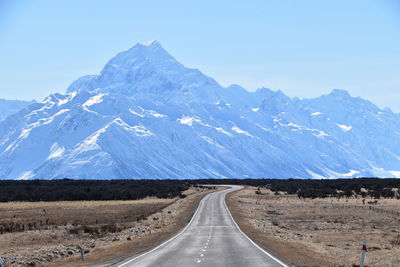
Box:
<box><xmin>116</xmin><ymin>193</ymin><xmax>210</xmax><ymax>267</ymax></box>
<box><xmin>223</xmin><ymin>187</ymin><xmax>289</xmax><ymax>267</ymax></box>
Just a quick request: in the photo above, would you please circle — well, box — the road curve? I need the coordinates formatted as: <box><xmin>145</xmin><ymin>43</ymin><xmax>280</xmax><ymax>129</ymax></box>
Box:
<box><xmin>114</xmin><ymin>185</ymin><xmax>287</xmax><ymax>267</ymax></box>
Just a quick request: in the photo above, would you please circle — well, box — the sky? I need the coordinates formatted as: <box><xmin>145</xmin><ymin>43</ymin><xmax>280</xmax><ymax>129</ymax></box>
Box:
<box><xmin>0</xmin><ymin>0</ymin><xmax>399</xmax><ymax>111</ymax></box>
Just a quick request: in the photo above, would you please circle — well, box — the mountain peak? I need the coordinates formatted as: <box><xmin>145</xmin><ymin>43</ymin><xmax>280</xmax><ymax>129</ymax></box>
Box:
<box><xmin>67</xmin><ymin>41</ymin><xmax>221</xmax><ymax>98</ymax></box>
<box><xmin>140</xmin><ymin>40</ymin><xmax>160</xmax><ymax>47</ymax></box>
<box><xmin>128</xmin><ymin>40</ymin><xmax>165</xmax><ymax>53</ymax></box>
<box><xmin>256</xmin><ymin>87</ymin><xmax>289</xmax><ymax>100</ymax></box>
<box><xmin>107</xmin><ymin>41</ymin><xmax>175</xmax><ymax>67</ymax></box>
<box><xmin>96</xmin><ymin>41</ymin><xmax>182</xmax><ymax>85</ymax></box>
<box><xmin>328</xmin><ymin>89</ymin><xmax>351</xmax><ymax>98</ymax></box>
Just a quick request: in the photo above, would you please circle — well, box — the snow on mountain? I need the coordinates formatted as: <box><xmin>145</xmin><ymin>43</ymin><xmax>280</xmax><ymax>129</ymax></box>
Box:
<box><xmin>0</xmin><ymin>99</ymin><xmax>35</xmax><ymax>121</ymax></box>
<box><xmin>0</xmin><ymin>41</ymin><xmax>399</xmax><ymax>179</ymax></box>
<box><xmin>66</xmin><ymin>41</ymin><xmax>222</xmax><ymax>103</ymax></box>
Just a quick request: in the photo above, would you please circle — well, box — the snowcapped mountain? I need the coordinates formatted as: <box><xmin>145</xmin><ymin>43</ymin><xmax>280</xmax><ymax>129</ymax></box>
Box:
<box><xmin>0</xmin><ymin>41</ymin><xmax>399</xmax><ymax>180</ymax></box>
<box><xmin>0</xmin><ymin>99</ymin><xmax>35</xmax><ymax>121</ymax></box>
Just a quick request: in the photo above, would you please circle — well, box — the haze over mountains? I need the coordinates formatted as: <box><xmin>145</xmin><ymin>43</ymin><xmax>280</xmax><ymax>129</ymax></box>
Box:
<box><xmin>0</xmin><ymin>41</ymin><xmax>399</xmax><ymax>180</ymax></box>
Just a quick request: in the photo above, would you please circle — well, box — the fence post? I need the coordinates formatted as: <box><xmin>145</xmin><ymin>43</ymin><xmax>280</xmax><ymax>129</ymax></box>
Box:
<box><xmin>360</xmin><ymin>240</ymin><xmax>367</xmax><ymax>267</ymax></box>
<box><xmin>77</xmin><ymin>246</ymin><xmax>84</xmax><ymax>261</ymax></box>
<box><xmin>396</xmin><ymin>222</ymin><xmax>400</xmax><ymax>245</ymax></box>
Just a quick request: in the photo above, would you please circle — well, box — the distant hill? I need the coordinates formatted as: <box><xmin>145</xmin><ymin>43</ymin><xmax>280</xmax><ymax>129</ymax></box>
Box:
<box><xmin>0</xmin><ymin>41</ymin><xmax>399</xmax><ymax>180</ymax></box>
<box><xmin>0</xmin><ymin>99</ymin><xmax>35</xmax><ymax>121</ymax></box>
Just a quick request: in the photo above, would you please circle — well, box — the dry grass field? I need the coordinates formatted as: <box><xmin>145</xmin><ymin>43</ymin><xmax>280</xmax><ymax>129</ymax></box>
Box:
<box><xmin>0</xmin><ymin>186</ymin><xmax>217</xmax><ymax>267</ymax></box>
<box><xmin>0</xmin><ymin>198</ymin><xmax>174</xmax><ymax>229</ymax></box>
<box><xmin>227</xmin><ymin>186</ymin><xmax>400</xmax><ymax>267</ymax></box>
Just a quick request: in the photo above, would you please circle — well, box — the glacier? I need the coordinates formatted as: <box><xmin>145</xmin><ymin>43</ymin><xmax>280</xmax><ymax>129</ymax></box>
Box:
<box><xmin>0</xmin><ymin>41</ymin><xmax>399</xmax><ymax>180</ymax></box>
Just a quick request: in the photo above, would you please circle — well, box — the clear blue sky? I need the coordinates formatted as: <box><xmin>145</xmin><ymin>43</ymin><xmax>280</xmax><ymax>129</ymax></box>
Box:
<box><xmin>1</xmin><ymin>0</ymin><xmax>399</xmax><ymax>111</ymax></box>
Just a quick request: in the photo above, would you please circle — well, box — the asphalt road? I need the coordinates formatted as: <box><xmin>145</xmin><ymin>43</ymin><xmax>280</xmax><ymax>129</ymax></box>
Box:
<box><xmin>114</xmin><ymin>185</ymin><xmax>287</xmax><ymax>267</ymax></box>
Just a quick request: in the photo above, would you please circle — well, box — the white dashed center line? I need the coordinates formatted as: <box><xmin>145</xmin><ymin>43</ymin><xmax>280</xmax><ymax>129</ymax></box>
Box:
<box><xmin>195</xmin><ymin>196</ymin><xmax>214</xmax><ymax>264</ymax></box>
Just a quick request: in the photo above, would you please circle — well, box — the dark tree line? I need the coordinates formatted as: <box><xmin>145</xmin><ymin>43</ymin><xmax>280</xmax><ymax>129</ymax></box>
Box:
<box><xmin>1</xmin><ymin>178</ymin><xmax>399</xmax><ymax>202</ymax></box>
<box><xmin>184</xmin><ymin>178</ymin><xmax>400</xmax><ymax>199</ymax></box>
<box><xmin>0</xmin><ymin>179</ymin><xmax>189</xmax><ymax>202</ymax></box>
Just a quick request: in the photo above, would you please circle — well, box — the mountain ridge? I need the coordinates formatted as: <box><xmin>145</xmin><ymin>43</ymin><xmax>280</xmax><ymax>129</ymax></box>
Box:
<box><xmin>0</xmin><ymin>42</ymin><xmax>399</xmax><ymax>180</ymax></box>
